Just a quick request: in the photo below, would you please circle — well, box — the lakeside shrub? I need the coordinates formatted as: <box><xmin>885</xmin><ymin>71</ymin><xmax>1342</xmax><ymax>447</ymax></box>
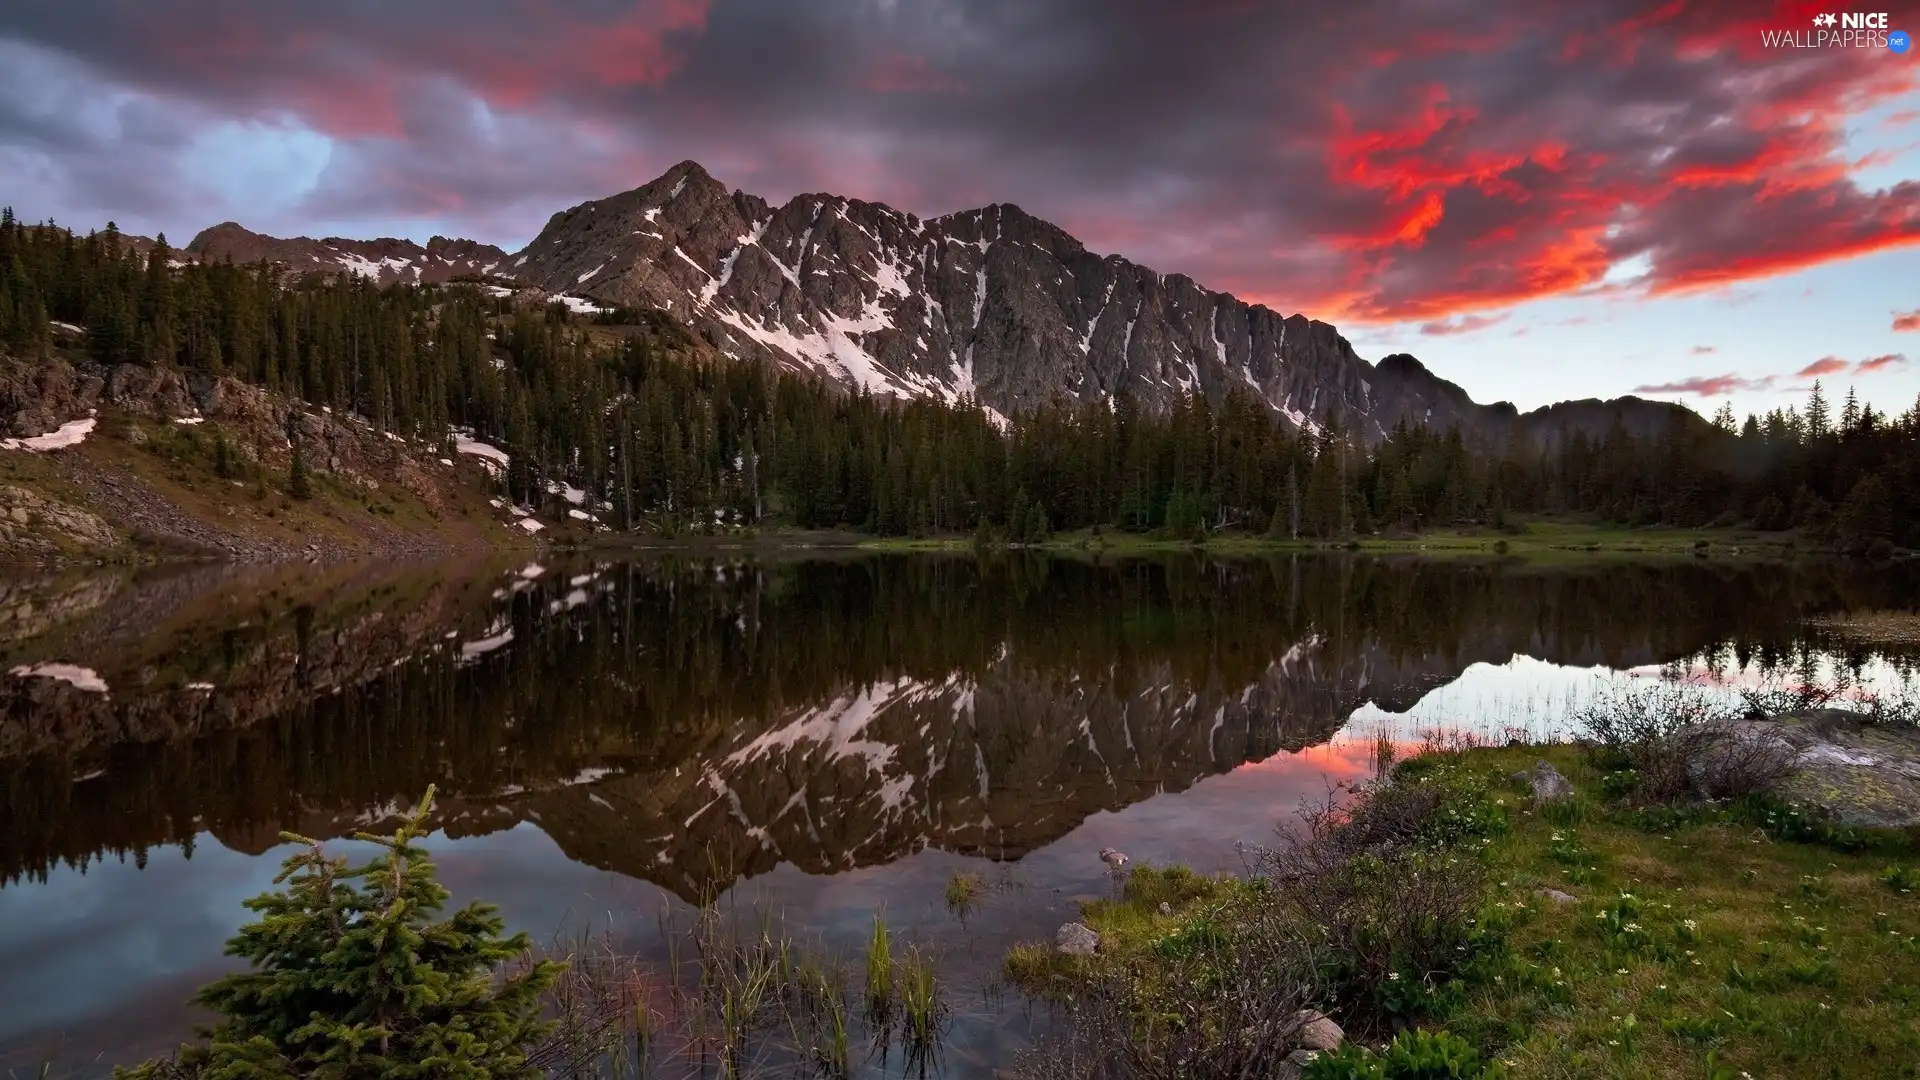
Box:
<box><xmin>1575</xmin><ymin>682</ymin><xmax>1794</xmax><ymax>804</ymax></box>
<box><xmin>1575</xmin><ymin>683</ymin><xmax>1737</xmax><ymax>801</ymax></box>
<box><xmin>1251</xmin><ymin>762</ymin><xmax>1509</xmax><ymax>1031</ymax></box>
<box><xmin>1003</xmin><ymin>868</ymin><xmax>1327</xmax><ymax>1077</ymax></box>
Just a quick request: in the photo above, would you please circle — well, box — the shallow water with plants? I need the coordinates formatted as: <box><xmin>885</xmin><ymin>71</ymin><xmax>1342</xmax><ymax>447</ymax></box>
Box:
<box><xmin>3</xmin><ymin>553</ymin><xmax>1919</xmax><ymax>1076</ymax></box>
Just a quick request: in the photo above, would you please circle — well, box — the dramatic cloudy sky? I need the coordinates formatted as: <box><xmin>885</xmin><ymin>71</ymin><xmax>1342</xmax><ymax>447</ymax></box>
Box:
<box><xmin>3</xmin><ymin>0</ymin><xmax>1917</xmax><ymax>415</ymax></box>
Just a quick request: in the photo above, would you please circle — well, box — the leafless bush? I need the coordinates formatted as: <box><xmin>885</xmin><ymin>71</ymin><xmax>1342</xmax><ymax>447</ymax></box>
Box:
<box><xmin>1577</xmin><ymin>680</ymin><xmax>1806</xmax><ymax>803</ymax></box>
<box><xmin>1575</xmin><ymin>681</ymin><xmax>1742</xmax><ymax>801</ymax></box>
<box><xmin>1313</xmin><ymin>777</ymin><xmax>1445</xmax><ymax>854</ymax></box>
<box><xmin>1861</xmin><ymin>688</ymin><xmax>1920</xmax><ymax>729</ymax></box>
<box><xmin>1250</xmin><ymin>789</ymin><xmax>1485</xmax><ymax>1026</ymax></box>
<box><xmin>1688</xmin><ymin>725</ymin><xmax>1798</xmax><ymax>799</ymax></box>
<box><xmin>999</xmin><ymin>910</ymin><xmax>1323</xmax><ymax>1080</ymax></box>
<box><xmin>1736</xmin><ymin>677</ymin><xmax>1842</xmax><ymax>719</ymax></box>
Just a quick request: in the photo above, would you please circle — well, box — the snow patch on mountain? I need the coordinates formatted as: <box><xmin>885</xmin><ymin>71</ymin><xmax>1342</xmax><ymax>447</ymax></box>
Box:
<box><xmin>2</xmin><ymin>416</ymin><xmax>95</xmax><ymax>452</ymax></box>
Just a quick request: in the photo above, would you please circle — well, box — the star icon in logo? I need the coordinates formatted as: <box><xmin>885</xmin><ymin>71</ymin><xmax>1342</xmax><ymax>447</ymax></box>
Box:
<box><xmin>1811</xmin><ymin>12</ymin><xmax>1836</xmax><ymax>26</ymax></box>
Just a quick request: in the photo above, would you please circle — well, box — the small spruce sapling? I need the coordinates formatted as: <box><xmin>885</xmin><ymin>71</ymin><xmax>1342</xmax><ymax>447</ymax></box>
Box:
<box><xmin>117</xmin><ymin>786</ymin><xmax>561</xmax><ymax>1080</ymax></box>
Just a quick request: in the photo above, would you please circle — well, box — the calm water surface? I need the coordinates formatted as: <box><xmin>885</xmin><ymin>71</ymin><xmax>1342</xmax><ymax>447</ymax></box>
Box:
<box><xmin>2</xmin><ymin>553</ymin><xmax>1918</xmax><ymax>1075</ymax></box>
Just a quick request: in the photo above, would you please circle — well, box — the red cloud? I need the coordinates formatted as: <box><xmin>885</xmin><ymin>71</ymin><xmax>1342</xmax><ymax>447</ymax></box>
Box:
<box><xmin>1797</xmin><ymin>357</ymin><xmax>1850</xmax><ymax>378</ymax></box>
<box><xmin>12</xmin><ymin>0</ymin><xmax>1917</xmax><ymax>329</ymax></box>
<box><xmin>1418</xmin><ymin>313</ymin><xmax>1508</xmax><ymax>335</ymax></box>
<box><xmin>1857</xmin><ymin>353</ymin><xmax>1909</xmax><ymax>374</ymax></box>
<box><xmin>1632</xmin><ymin>374</ymin><xmax>1771</xmax><ymax>397</ymax></box>
<box><xmin>1297</xmin><ymin>3</ymin><xmax>1920</xmax><ymax>321</ymax></box>
<box><xmin>1895</xmin><ymin>309</ymin><xmax>1920</xmax><ymax>333</ymax></box>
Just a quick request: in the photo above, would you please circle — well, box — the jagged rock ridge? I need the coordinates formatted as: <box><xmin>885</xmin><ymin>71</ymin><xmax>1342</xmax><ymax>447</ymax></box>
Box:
<box><xmin>508</xmin><ymin>160</ymin><xmax>1696</xmax><ymax>440</ymax></box>
<box><xmin>185</xmin><ymin>223</ymin><xmax>511</xmax><ymax>286</ymax></box>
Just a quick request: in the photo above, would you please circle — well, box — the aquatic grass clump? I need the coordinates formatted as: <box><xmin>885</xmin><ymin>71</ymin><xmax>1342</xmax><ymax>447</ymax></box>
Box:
<box><xmin>521</xmin><ymin>896</ymin><xmax>939</xmax><ymax>1079</ymax></box>
<box><xmin>864</xmin><ymin>912</ymin><xmax>894</xmax><ymax>1025</ymax></box>
<box><xmin>944</xmin><ymin>871</ymin><xmax>983</xmax><ymax>917</ymax></box>
<box><xmin>897</xmin><ymin>946</ymin><xmax>943</xmax><ymax>1065</ymax></box>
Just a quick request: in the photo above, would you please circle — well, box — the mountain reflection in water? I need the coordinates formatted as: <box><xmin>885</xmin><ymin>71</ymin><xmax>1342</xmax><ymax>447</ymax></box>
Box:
<box><xmin>2</xmin><ymin>552</ymin><xmax>1917</xmax><ymax>1074</ymax></box>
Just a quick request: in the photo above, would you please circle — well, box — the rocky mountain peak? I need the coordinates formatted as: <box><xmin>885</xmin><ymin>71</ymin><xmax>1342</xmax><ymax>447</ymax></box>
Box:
<box><xmin>164</xmin><ymin>159</ymin><xmax>1697</xmax><ymax>444</ymax></box>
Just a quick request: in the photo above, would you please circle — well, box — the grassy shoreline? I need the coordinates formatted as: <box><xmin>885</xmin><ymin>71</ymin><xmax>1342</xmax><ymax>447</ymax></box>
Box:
<box><xmin>999</xmin><ymin>742</ymin><xmax>1920</xmax><ymax>1079</ymax></box>
<box><xmin>855</xmin><ymin>519</ymin><xmax>1813</xmax><ymax>560</ymax></box>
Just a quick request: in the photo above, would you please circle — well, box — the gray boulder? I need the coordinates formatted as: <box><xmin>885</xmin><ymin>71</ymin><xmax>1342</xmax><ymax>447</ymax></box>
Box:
<box><xmin>1055</xmin><ymin>922</ymin><xmax>1099</xmax><ymax>956</ymax></box>
<box><xmin>1529</xmin><ymin>760</ymin><xmax>1575</xmax><ymax>802</ymax></box>
<box><xmin>1275</xmin><ymin>1048</ymin><xmax>1321</xmax><ymax>1080</ymax></box>
<box><xmin>1293</xmin><ymin>1009</ymin><xmax>1344</xmax><ymax>1051</ymax></box>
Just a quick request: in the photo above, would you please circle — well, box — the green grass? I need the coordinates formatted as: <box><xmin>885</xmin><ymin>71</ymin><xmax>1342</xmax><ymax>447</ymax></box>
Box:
<box><xmin>1458</xmin><ymin>745</ymin><xmax>1920</xmax><ymax>1079</ymax></box>
<box><xmin>1006</xmin><ymin>744</ymin><xmax>1920</xmax><ymax>1079</ymax></box>
<box><xmin>859</xmin><ymin>517</ymin><xmax>1802</xmax><ymax>561</ymax></box>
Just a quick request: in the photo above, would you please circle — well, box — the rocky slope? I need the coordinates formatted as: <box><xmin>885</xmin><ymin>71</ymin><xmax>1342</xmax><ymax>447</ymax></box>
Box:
<box><xmin>184</xmin><ymin>223</ymin><xmax>511</xmax><ymax>286</ymax></box>
<box><xmin>507</xmin><ymin>161</ymin><xmax>1695</xmax><ymax>441</ymax></box>
<box><xmin>0</xmin><ymin>350</ymin><xmax>544</xmax><ymax>563</ymax></box>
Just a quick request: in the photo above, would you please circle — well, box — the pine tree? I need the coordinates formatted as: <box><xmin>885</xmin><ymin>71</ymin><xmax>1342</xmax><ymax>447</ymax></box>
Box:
<box><xmin>1806</xmin><ymin>381</ymin><xmax>1831</xmax><ymax>440</ymax></box>
<box><xmin>1837</xmin><ymin>473</ymin><xmax>1892</xmax><ymax>547</ymax></box>
<box><xmin>289</xmin><ymin>437</ymin><xmax>313</xmax><ymax>500</ymax></box>
<box><xmin>117</xmin><ymin>788</ymin><xmax>559</xmax><ymax>1080</ymax></box>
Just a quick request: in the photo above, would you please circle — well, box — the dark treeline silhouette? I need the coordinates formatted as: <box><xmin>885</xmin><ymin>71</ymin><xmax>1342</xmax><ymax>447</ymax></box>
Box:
<box><xmin>6</xmin><ymin>211</ymin><xmax>1918</xmax><ymax>545</ymax></box>
<box><xmin>4</xmin><ymin>553</ymin><xmax>1917</xmax><ymax>894</ymax></box>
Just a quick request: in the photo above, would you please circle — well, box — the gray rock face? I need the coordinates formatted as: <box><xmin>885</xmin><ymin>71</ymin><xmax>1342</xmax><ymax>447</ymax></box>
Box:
<box><xmin>1529</xmin><ymin>760</ymin><xmax>1576</xmax><ymax>802</ymax></box>
<box><xmin>1744</xmin><ymin>710</ymin><xmax>1920</xmax><ymax>827</ymax></box>
<box><xmin>1055</xmin><ymin>922</ymin><xmax>1099</xmax><ymax>956</ymax></box>
<box><xmin>508</xmin><ymin>160</ymin><xmax>1699</xmax><ymax>439</ymax></box>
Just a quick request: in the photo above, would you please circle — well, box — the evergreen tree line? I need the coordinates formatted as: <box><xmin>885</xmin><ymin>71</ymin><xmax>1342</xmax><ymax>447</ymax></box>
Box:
<box><xmin>6</xmin><ymin>210</ymin><xmax>1920</xmax><ymax>546</ymax></box>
